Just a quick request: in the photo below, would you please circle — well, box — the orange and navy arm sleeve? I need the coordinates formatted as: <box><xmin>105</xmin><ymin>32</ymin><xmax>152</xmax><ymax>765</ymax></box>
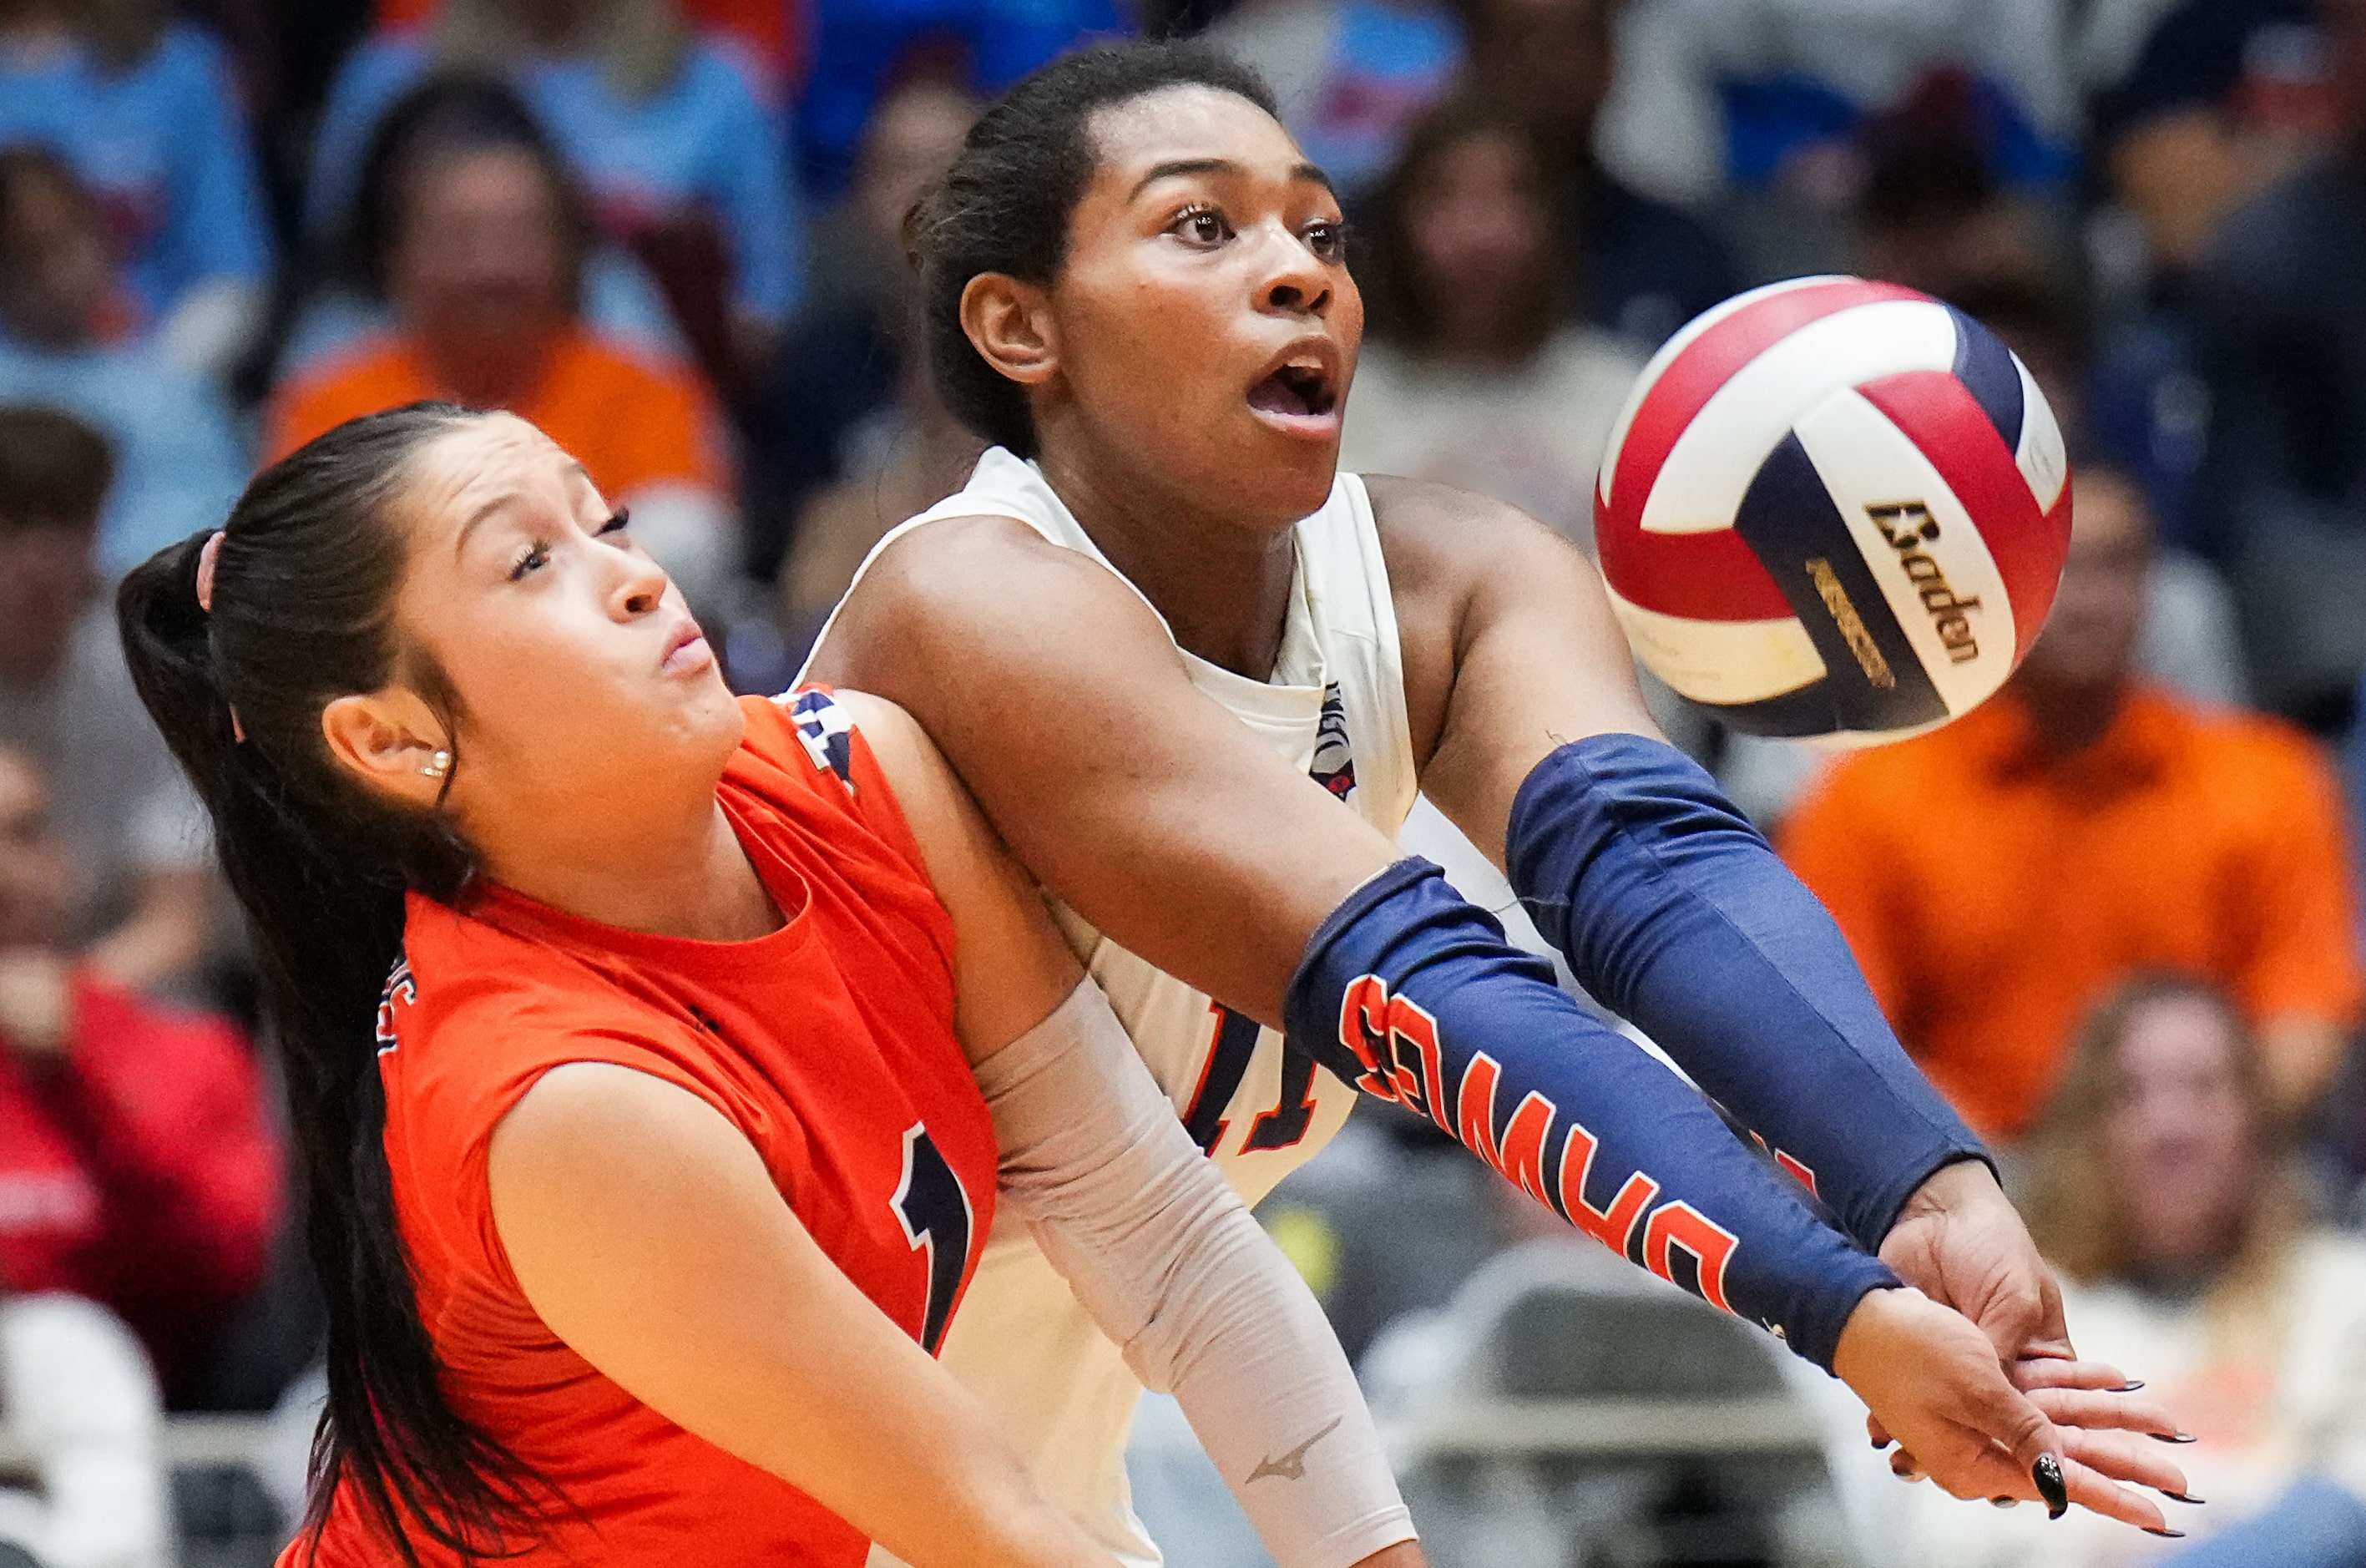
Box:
<box><xmin>1504</xmin><ymin>737</ymin><xmax>1986</xmax><ymax>1258</ymax></box>
<box><xmin>1284</xmin><ymin>857</ymin><xmax>1898</xmax><ymax>1373</ymax></box>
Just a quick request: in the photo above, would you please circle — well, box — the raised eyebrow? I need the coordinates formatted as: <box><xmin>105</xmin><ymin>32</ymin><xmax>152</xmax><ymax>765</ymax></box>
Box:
<box><xmin>1130</xmin><ymin>157</ymin><xmax>1240</xmax><ymax>200</ymax></box>
<box><xmin>1127</xmin><ymin>158</ymin><xmax>1337</xmax><ymax>202</ymax></box>
<box><xmin>454</xmin><ymin>492</ymin><xmax>523</xmax><ymax>560</ymax></box>
<box><xmin>454</xmin><ymin>462</ymin><xmax>599</xmax><ymax>559</ymax></box>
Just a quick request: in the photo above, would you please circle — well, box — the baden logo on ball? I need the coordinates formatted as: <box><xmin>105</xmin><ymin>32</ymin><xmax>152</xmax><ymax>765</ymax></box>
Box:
<box><xmin>1592</xmin><ymin>276</ymin><xmax>2072</xmax><ymax>749</ymax></box>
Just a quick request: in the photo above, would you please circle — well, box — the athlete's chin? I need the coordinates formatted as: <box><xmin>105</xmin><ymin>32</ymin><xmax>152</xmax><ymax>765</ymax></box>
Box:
<box><xmin>1233</xmin><ymin>417</ymin><xmax>1340</xmax><ymax>503</ymax></box>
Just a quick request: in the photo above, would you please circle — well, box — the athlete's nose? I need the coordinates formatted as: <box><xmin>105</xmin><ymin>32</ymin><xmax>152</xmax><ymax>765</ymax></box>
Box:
<box><xmin>1258</xmin><ymin>226</ymin><xmax>1332</xmax><ymax>318</ymax></box>
<box><xmin>606</xmin><ymin>549</ymin><xmax>670</xmax><ymax>621</ymax></box>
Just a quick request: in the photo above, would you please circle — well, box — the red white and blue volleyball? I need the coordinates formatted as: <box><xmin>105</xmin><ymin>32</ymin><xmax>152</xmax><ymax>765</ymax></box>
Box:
<box><xmin>1593</xmin><ymin>276</ymin><xmax>2072</xmax><ymax>747</ymax></box>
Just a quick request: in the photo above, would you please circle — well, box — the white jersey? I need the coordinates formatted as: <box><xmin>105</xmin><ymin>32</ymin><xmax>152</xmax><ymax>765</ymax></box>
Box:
<box><xmin>805</xmin><ymin>447</ymin><xmax>1418</xmax><ymax>1566</ymax></box>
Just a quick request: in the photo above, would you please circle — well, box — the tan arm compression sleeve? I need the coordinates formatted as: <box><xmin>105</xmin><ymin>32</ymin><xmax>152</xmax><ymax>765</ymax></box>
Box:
<box><xmin>972</xmin><ymin>979</ymin><xmax>1416</xmax><ymax>1568</ymax></box>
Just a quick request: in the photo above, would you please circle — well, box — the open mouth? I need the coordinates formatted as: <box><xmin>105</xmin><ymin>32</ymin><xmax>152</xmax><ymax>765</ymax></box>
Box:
<box><xmin>1248</xmin><ymin>357</ymin><xmax>1339</xmax><ymax>422</ymax></box>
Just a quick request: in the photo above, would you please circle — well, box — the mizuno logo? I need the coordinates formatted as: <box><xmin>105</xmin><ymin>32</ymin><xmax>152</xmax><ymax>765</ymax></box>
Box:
<box><xmin>1247</xmin><ymin>1416</ymin><xmax>1342</xmax><ymax>1484</ymax></box>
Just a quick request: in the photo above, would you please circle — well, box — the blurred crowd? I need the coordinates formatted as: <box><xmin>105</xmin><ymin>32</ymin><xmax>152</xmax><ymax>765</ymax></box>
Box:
<box><xmin>2</xmin><ymin>0</ymin><xmax>2366</xmax><ymax>1563</ymax></box>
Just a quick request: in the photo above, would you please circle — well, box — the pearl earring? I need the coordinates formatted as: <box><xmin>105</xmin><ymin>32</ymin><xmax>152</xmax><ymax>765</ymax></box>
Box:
<box><xmin>422</xmin><ymin>749</ymin><xmax>452</xmax><ymax>779</ymax></box>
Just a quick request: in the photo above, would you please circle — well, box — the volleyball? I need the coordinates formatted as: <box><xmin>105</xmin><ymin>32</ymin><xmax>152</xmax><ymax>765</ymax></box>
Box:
<box><xmin>1593</xmin><ymin>276</ymin><xmax>2072</xmax><ymax>748</ymax></box>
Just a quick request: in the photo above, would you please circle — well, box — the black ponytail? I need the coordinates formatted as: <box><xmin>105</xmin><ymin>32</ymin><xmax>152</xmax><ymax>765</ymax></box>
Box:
<box><xmin>118</xmin><ymin>402</ymin><xmax>553</xmax><ymax>1564</ymax></box>
<box><xmin>906</xmin><ymin>42</ymin><xmax>1278</xmax><ymax>457</ymax></box>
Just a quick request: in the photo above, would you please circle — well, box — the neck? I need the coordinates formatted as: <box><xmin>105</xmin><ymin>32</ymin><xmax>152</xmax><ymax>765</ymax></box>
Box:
<box><xmin>2014</xmin><ymin>671</ymin><xmax>2127</xmax><ymax>759</ymax></box>
<box><xmin>1033</xmin><ymin>434</ymin><xmax>1299</xmax><ymax>680</ymax></box>
<box><xmin>475</xmin><ymin>790</ymin><xmax>780</xmax><ymax>943</ymax></box>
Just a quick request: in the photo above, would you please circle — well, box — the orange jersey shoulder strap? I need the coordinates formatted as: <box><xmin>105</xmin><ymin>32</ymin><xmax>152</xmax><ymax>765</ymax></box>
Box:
<box><xmin>734</xmin><ymin>689</ymin><xmax>931</xmax><ymax>883</ymax></box>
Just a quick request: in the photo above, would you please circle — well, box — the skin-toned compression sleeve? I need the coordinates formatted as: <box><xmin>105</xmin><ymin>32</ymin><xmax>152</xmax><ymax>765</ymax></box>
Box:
<box><xmin>1504</xmin><ymin>736</ymin><xmax>1990</xmax><ymax>1252</ymax></box>
<box><xmin>1282</xmin><ymin>859</ymin><xmax>1899</xmax><ymax>1373</ymax></box>
<box><xmin>973</xmin><ymin>979</ymin><xmax>1417</xmax><ymax>1568</ymax></box>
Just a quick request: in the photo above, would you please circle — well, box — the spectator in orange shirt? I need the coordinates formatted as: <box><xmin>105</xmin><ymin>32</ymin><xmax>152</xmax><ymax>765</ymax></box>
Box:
<box><xmin>264</xmin><ymin>75</ymin><xmax>740</xmax><ymax>610</ymax></box>
<box><xmin>1781</xmin><ymin>462</ymin><xmax>2361</xmax><ymax>1141</ymax></box>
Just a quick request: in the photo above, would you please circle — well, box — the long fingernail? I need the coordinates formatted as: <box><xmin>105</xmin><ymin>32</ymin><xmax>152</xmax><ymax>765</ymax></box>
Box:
<box><xmin>2112</xmin><ymin>1379</ymin><xmax>2145</xmax><ymax>1392</ymax></box>
<box><xmin>2151</xmin><ymin>1432</ymin><xmax>2197</xmax><ymax>1444</ymax></box>
<box><xmin>2162</xmin><ymin>1490</ymin><xmax>2206</xmax><ymax>1505</ymax></box>
<box><xmin>2033</xmin><ymin>1454</ymin><xmax>2068</xmax><ymax>1519</ymax></box>
<box><xmin>2144</xmin><ymin>1528</ymin><xmax>2187</xmax><ymax>1539</ymax></box>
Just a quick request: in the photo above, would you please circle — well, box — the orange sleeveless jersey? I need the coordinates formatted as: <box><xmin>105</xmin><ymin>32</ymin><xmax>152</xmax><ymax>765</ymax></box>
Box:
<box><xmin>287</xmin><ymin>691</ymin><xmax>998</xmax><ymax>1566</ymax></box>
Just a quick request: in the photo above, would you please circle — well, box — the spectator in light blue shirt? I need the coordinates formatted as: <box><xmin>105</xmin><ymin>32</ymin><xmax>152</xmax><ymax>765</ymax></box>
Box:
<box><xmin>0</xmin><ymin>146</ymin><xmax>245</xmax><ymax>579</ymax></box>
<box><xmin>0</xmin><ymin>2</ymin><xmax>273</xmax><ymax>377</ymax></box>
<box><xmin>306</xmin><ymin>0</ymin><xmax>801</xmax><ymax>385</ymax></box>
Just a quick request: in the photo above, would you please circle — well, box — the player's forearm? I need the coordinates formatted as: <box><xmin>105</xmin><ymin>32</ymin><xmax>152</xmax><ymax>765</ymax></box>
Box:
<box><xmin>1285</xmin><ymin>858</ymin><xmax>1897</xmax><ymax>1371</ymax></box>
<box><xmin>1502</xmin><ymin>736</ymin><xmax>1988</xmax><ymax>1252</ymax></box>
<box><xmin>924</xmin><ymin>1465</ymin><xmax>1119</xmax><ymax>1568</ymax></box>
<box><xmin>981</xmin><ymin>980</ymin><xmax>1415</xmax><ymax>1568</ymax></box>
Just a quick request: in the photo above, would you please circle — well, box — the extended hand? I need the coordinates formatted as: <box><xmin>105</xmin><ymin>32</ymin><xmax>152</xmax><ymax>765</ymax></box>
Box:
<box><xmin>1869</xmin><ymin>1161</ymin><xmax>2198</xmax><ymax>1524</ymax></box>
<box><xmin>1833</xmin><ymin>1287</ymin><xmax>2189</xmax><ymax>1531</ymax></box>
<box><xmin>1878</xmin><ymin>1157</ymin><xmax>2070</xmax><ymax>1368</ymax></box>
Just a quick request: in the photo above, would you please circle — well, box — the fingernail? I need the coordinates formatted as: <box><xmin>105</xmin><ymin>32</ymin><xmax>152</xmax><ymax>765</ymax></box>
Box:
<box><xmin>2151</xmin><ymin>1432</ymin><xmax>2197</xmax><ymax>1444</ymax></box>
<box><xmin>1989</xmin><ymin>1496</ymin><xmax>2018</xmax><ymax>1509</ymax></box>
<box><xmin>1871</xmin><ymin>1436</ymin><xmax>1892</xmax><ymax>1450</ymax></box>
<box><xmin>2144</xmin><ymin>1528</ymin><xmax>2187</xmax><ymax>1539</ymax></box>
<box><xmin>2162</xmin><ymin>1490</ymin><xmax>2206</xmax><ymax>1505</ymax></box>
<box><xmin>2112</xmin><ymin>1380</ymin><xmax>2145</xmax><ymax>1392</ymax></box>
<box><xmin>2033</xmin><ymin>1454</ymin><xmax>2068</xmax><ymax>1519</ymax></box>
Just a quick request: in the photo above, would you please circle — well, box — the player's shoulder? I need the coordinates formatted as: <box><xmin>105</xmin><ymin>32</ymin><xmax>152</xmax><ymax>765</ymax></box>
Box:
<box><xmin>1361</xmin><ymin>473</ymin><xmax>1608</xmax><ymax>646</ymax></box>
<box><xmin>822</xmin><ymin>511</ymin><xmax>1181</xmax><ymax>680</ymax></box>
<box><xmin>1362</xmin><ymin>473</ymin><xmax>1552</xmax><ymax>549</ymax></box>
<box><xmin>867</xmin><ymin>510</ymin><xmax>1124</xmax><ymax>601</ymax></box>
<box><xmin>392</xmin><ymin>893</ymin><xmax>634</xmax><ymax>1039</ymax></box>
<box><xmin>1362</xmin><ymin>473</ymin><xmax>1590</xmax><ymax>583</ymax></box>
<box><xmin>384</xmin><ymin>901</ymin><xmax>712</xmax><ymax>1152</ymax></box>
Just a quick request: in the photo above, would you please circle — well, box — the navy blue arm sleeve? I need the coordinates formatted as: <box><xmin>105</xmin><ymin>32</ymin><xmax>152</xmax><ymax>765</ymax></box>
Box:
<box><xmin>1282</xmin><ymin>858</ymin><xmax>1898</xmax><ymax>1372</ymax></box>
<box><xmin>1504</xmin><ymin>735</ymin><xmax>1989</xmax><ymax>1254</ymax></box>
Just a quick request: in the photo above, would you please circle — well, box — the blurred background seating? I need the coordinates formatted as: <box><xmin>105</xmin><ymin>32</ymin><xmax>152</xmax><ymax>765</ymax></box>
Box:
<box><xmin>2</xmin><ymin>0</ymin><xmax>2362</xmax><ymax>1561</ymax></box>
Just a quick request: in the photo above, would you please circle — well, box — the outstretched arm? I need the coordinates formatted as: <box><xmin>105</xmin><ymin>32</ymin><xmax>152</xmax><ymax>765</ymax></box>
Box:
<box><xmin>488</xmin><ymin>1063</ymin><xmax>1113</xmax><ymax>1568</ymax></box>
<box><xmin>1373</xmin><ymin>478</ymin><xmax>2068</xmax><ymax>1368</ymax></box>
<box><xmin>842</xmin><ymin>689</ymin><xmax>1421</xmax><ymax>1568</ymax></box>
<box><xmin>808</xmin><ymin>532</ymin><xmax>2179</xmax><ymax>1525</ymax></box>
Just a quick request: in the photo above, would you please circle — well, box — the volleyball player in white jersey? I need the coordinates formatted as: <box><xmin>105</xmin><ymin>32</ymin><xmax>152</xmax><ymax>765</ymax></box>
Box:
<box><xmin>805</xmin><ymin>43</ymin><xmax>2195</xmax><ymax>1562</ymax></box>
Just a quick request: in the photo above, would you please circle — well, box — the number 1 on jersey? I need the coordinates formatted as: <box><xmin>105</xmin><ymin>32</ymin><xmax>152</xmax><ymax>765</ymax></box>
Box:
<box><xmin>1180</xmin><ymin>1001</ymin><xmax>1322</xmax><ymax>1156</ymax></box>
<box><xmin>890</xmin><ymin>1124</ymin><xmax>974</xmax><ymax>1354</ymax></box>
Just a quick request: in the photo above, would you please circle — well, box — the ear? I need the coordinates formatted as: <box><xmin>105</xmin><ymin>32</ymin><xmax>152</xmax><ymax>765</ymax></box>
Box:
<box><xmin>321</xmin><ymin>688</ymin><xmax>452</xmax><ymax>808</ymax></box>
<box><xmin>959</xmin><ymin>272</ymin><xmax>1058</xmax><ymax>391</ymax></box>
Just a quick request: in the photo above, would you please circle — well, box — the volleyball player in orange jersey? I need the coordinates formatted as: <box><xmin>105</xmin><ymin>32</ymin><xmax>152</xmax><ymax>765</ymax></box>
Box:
<box><xmin>114</xmin><ymin>404</ymin><xmax>1425</xmax><ymax>1568</ymax></box>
